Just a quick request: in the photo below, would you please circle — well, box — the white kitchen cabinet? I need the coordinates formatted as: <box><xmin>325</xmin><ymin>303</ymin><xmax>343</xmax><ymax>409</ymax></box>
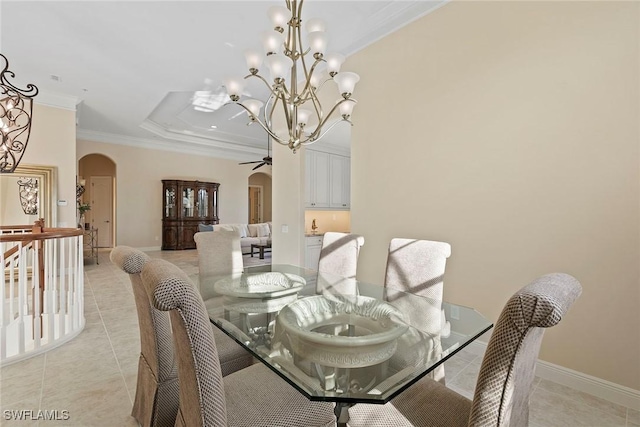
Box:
<box><xmin>330</xmin><ymin>154</ymin><xmax>350</xmax><ymax>209</ymax></box>
<box><xmin>306</xmin><ymin>150</ymin><xmax>350</xmax><ymax>210</ymax></box>
<box><xmin>305</xmin><ymin>235</ymin><xmax>323</xmax><ymax>270</ymax></box>
<box><xmin>305</xmin><ymin>151</ymin><xmax>330</xmax><ymax>208</ymax></box>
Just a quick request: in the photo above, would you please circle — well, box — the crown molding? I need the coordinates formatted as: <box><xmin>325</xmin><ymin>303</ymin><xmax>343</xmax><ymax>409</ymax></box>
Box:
<box><xmin>34</xmin><ymin>90</ymin><xmax>81</xmax><ymax>111</ymax></box>
<box><xmin>342</xmin><ymin>0</ymin><xmax>449</xmax><ymax>56</ymax></box>
<box><xmin>76</xmin><ymin>128</ymin><xmax>265</xmax><ymax>162</ymax></box>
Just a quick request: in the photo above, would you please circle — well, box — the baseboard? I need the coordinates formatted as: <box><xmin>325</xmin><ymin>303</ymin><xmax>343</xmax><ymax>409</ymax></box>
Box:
<box><xmin>136</xmin><ymin>246</ymin><xmax>161</xmax><ymax>252</ymax></box>
<box><xmin>535</xmin><ymin>360</ymin><xmax>640</xmax><ymax>411</ymax></box>
<box><xmin>461</xmin><ymin>338</ymin><xmax>640</xmax><ymax>411</ymax></box>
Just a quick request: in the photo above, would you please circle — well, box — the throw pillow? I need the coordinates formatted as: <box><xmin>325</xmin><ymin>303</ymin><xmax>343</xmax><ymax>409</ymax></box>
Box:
<box><xmin>248</xmin><ymin>224</ymin><xmax>259</xmax><ymax>237</ymax></box>
<box><xmin>198</xmin><ymin>224</ymin><xmax>214</xmax><ymax>232</ymax></box>
<box><xmin>257</xmin><ymin>223</ymin><xmax>270</xmax><ymax>238</ymax></box>
<box><xmin>231</xmin><ymin>224</ymin><xmax>247</xmax><ymax>238</ymax></box>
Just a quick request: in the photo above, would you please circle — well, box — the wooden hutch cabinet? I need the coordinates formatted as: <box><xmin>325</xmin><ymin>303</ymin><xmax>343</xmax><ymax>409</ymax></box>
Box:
<box><xmin>162</xmin><ymin>180</ymin><xmax>219</xmax><ymax>250</ymax></box>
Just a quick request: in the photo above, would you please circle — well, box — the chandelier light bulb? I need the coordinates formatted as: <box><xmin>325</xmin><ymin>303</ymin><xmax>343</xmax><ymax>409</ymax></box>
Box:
<box><xmin>333</xmin><ymin>72</ymin><xmax>360</xmax><ymax>98</ymax></box>
<box><xmin>324</xmin><ymin>53</ymin><xmax>345</xmax><ymax>77</ymax></box>
<box><xmin>244</xmin><ymin>49</ymin><xmax>263</xmax><ymax>73</ymax></box>
<box><xmin>262</xmin><ymin>31</ymin><xmax>284</xmax><ymax>55</ymax></box>
<box><xmin>306</xmin><ymin>18</ymin><xmax>326</xmax><ymax>33</ymax></box>
<box><xmin>308</xmin><ymin>31</ymin><xmax>328</xmax><ymax>58</ymax></box>
<box><xmin>243</xmin><ymin>99</ymin><xmax>264</xmax><ymax>119</ymax></box>
<box><xmin>223</xmin><ymin>77</ymin><xmax>246</xmax><ymax>101</ymax></box>
<box><xmin>264</xmin><ymin>54</ymin><xmax>291</xmax><ymax>82</ymax></box>
<box><xmin>268</xmin><ymin>5</ymin><xmax>290</xmax><ymax>31</ymax></box>
<box><xmin>339</xmin><ymin>101</ymin><xmax>355</xmax><ymax>118</ymax></box>
<box><xmin>297</xmin><ymin>109</ymin><xmax>312</xmax><ymax>126</ymax></box>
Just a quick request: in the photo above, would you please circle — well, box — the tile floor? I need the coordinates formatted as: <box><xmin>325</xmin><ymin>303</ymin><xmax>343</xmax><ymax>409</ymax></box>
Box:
<box><xmin>1</xmin><ymin>249</ymin><xmax>637</xmax><ymax>426</ymax></box>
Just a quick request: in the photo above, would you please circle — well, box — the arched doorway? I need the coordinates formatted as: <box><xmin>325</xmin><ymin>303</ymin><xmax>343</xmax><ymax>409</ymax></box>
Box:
<box><xmin>78</xmin><ymin>154</ymin><xmax>116</xmax><ymax>248</ymax></box>
<box><xmin>248</xmin><ymin>172</ymin><xmax>272</xmax><ymax>224</ymax></box>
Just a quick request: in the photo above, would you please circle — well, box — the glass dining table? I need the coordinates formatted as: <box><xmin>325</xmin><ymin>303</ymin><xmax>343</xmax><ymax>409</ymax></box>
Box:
<box><xmin>204</xmin><ymin>264</ymin><xmax>493</xmax><ymax>426</ymax></box>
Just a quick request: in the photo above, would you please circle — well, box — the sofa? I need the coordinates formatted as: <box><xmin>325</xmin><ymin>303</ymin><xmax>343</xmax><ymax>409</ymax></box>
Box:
<box><xmin>198</xmin><ymin>222</ymin><xmax>272</xmax><ymax>255</ymax></box>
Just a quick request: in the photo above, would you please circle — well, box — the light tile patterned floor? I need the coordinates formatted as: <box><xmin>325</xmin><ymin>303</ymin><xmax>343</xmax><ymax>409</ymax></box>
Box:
<box><xmin>1</xmin><ymin>249</ymin><xmax>636</xmax><ymax>426</ymax></box>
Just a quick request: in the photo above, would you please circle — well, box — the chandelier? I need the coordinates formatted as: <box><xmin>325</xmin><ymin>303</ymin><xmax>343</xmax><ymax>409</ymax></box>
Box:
<box><xmin>1</xmin><ymin>54</ymin><xmax>39</xmax><ymax>173</ymax></box>
<box><xmin>224</xmin><ymin>0</ymin><xmax>359</xmax><ymax>153</ymax></box>
<box><xmin>17</xmin><ymin>177</ymin><xmax>38</xmax><ymax>215</ymax></box>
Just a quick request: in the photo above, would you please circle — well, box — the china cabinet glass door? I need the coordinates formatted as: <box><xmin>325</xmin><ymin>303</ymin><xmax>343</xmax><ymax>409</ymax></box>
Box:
<box><xmin>183</xmin><ymin>187</ymin><xmax>195</xmax><ymax>217</ymax></box>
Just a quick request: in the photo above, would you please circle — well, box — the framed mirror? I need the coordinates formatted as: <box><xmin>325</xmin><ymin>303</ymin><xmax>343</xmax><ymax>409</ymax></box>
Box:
<box><xmin>0</xmin><ymin>164</ymin><xmax>57</xmax><ymax>227</ymax></box>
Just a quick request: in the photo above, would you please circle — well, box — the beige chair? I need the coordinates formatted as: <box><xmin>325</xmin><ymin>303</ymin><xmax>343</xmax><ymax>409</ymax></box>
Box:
<box><xmin>318</xmin><ymin>232</ymin><xmax>365</xmax><ymax>278</ymax></box>
<box><xmin>347</xmin><ymin>272</ymin><xmax>582</xmax><ymax>427</ymax></box>
<box><xmin>110</xmin><ymin>246</ymin><xmax>178</xmax><ymax>427</ymax></box>
<box><xmin>140</xmin><ymin>257</ymin><xmax>336</xmax><ymax>427</ymax></box>
<box><xmin>316</xmin><ymin>232</ymin><xmax>364</xmax><ymax>295</ymax></box>
<box><xmin>385</xmin><ymin>238</ymin><xmax>452</xmax><ymax>382</ymax></box>
<box><xmin>192</xmin><ymin>231</ymin><xmax>255</xmax><ymax>375</ymax></box>
<box><xmin>111</xmin><ymin>246</ymin><xmax>254</xmax><ymax>427</ymax></box>
<box><xmin>193</xmin><ymin>229</ymin><xmax>243</xmax><ymax>302</ymax></box>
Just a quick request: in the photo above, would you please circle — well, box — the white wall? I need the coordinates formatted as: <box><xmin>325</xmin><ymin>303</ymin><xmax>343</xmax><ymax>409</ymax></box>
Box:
<box><xmin>348</xmin><ymin>1</ymin><xmax>639</xmax><ymax>390</ymax></box>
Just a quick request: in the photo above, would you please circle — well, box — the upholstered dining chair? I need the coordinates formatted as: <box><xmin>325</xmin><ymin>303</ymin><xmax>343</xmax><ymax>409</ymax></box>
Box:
<box><xmin>385</xmin><ymin>238</ymin><xmax>452</xmax><ymax>382</ymax></box>
<box><xmin>316</xmin><ymin>232</ymin><xmax>365</xmax><ymax>295</ymax></box>
<box><xmin>193</xmin><ymin>229</ymin><xmax>243</xmax><ymax>302</ymax></box>
<box><xmin>110</xmin><ymin>246</ymin><xmax>178</xmax><ymax>427</ymax></box>
<box><xmin>110</xmin><ymin>246</ymin><xmax>254</xmax><ymax>427</ymax></box>
<box><xmin>140</xmin><ymin>257</ymin><xmax>336</xmax><ymax>427</ymax></box>
<box><xmin>347</xmin><ymin>272</ymin><xmax>582</xmax><ymax>427</ymax></box>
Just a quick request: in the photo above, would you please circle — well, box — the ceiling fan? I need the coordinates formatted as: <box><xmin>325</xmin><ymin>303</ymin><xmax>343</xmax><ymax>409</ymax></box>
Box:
<box><xmin>239</xmin><ymin>139</ymin><xmax>272</xmax><ymax>170</ymax></box>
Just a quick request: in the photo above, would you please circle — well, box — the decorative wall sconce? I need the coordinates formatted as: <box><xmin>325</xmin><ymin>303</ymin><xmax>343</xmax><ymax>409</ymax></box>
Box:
<box><xmin>1</xmin><ymin>54</ymin><xmax>39</xmax><ymax>174</ymax></box>
<box><xmin>17</xmin><ymin>177</ymin><xmax>38</xmax><ymax>215</ymax></box>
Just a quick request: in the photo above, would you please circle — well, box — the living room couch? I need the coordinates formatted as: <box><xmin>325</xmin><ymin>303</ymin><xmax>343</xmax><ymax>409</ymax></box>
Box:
<box><xmin>198</xmin><ymin>222</ymin><xmax>272</xmax><ymax>255</ymax></box>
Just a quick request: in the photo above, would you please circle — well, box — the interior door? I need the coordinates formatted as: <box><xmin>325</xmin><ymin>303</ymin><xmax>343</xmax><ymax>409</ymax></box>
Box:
<box><xmin>90</xmin><ymin>176</ymin><xmax>113</xmax><ymax>248</ymax></box>
<box><xmin>248</xmin><ymin>185</ymin><xmax>262</xmax><ymax>224</ymax></box>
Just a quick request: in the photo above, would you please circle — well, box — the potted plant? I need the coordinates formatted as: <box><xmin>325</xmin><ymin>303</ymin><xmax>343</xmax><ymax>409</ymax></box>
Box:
<box><xmin>78</xmin><ymin>202</ymin><xmax>91</xmax><ymax>229</ymax></box>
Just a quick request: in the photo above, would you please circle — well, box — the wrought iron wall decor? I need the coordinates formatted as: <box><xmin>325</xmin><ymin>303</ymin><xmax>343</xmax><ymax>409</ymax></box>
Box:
<box><xmin>1</xmin><ymin>54</ymin><xmax>39</xmax><ymax>173</ymax></box>
<box><xmin>17</xmin><ymin>177</ymin><xmax>38</xmax><ymax>215</ymax></box>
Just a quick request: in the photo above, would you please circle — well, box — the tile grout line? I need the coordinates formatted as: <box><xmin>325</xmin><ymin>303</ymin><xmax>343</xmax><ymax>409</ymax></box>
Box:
<box><xmin>92</xmin><ymin>265</ymin><xmax>136</xmax><ymax>406</ymax></box>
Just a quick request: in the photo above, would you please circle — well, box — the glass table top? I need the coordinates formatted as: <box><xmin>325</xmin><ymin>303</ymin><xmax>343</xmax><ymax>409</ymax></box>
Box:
<box><xmin>205</xmin><ymin>264</ymin><xmax>493</xmax><ymax>404</ymax></box>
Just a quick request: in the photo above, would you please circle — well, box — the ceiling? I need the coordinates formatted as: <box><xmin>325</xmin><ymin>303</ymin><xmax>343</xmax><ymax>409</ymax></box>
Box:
<box><xmin>1</xmin><ymin>1</ymin><xmax>446</xmax><ymax>161</ymax></box>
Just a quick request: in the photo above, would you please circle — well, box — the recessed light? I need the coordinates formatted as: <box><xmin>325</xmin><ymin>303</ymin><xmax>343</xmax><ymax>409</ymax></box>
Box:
<box><xmin>210</xmin><ymin>125</ymin><xmax>217</xmax><ymax>129</ymax></box>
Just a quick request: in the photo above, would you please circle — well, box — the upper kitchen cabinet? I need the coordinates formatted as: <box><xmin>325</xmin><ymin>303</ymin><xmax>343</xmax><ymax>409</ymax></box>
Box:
<box><xmin>305</xmin><ymin>149</ymin><xmax>350</xmax><ymax>210</ymax></box>
<box><xmin>329</xmin><ymin>154</ymin><xmax>350</xmax><ymax>209</ymax></box>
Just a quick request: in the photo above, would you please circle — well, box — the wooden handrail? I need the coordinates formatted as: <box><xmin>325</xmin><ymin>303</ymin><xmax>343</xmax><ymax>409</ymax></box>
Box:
<box><xmin>3</xmin><ymin>240</ymin><xmax>33</xmax><ymax>267</ymax></box>
<box><xmin>0</xmin><ymin>228</ymin><xmax>82</xmax><ymax>243</ymax></box>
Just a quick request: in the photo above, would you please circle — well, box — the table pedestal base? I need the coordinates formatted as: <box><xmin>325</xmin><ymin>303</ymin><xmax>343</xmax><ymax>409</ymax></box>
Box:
<box><xmin>334</xmin><ymin>402</ymin><xmax>354</xmax><ymax>427</ymax></box>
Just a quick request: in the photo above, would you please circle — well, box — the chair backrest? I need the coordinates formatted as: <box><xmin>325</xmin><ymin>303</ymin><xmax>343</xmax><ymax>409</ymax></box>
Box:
<box><xmin>469</xmin><ymin>273</ymin><xmax>582</xmax><ymax>427</ymax></box>
<box><xmin>194</xmin><ymin>229</ymin><xmax>243</xmax><ymax>301</ymax></box>
<box><xmin>141</xmin><ymin>258</ymin><xmax>228</xmax><ymax>427</ymax></box>
<box><xmin>110</xmin><ymin>246</ymin><xmax>175</xmax><ymax>382</ymax></box>
<box><xmin>384</xmin><ymin>238</ymin><xmax>451</xmax><ymax>334</ymax></box>
<box><xmin>318</xmin><ymin>232</ymin><xmax>365</xmax><ymax>278</ymax></box>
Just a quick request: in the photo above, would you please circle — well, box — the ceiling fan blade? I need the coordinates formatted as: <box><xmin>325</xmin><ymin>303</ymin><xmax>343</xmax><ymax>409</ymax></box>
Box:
<box><xmin>239</xmin><ymin>160</ymin><xmax>262</xmax><ymax>165</ymax></box>
<box><xmin>252</xmin><ymin>162</ymin><xmax>267</xmax><ymax>170</ymax></box>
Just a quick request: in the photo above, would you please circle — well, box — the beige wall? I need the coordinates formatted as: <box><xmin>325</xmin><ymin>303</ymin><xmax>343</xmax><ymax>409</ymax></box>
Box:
<box><xmin>272</xmin><ymin>143</ymin><xmax>306</xmax><ymax>265</ymax></box>
<box><xmin>15</xmin><ymin>104</ymin><xmax>77</xmax><ymax>227</ymax></box>
<box><xmin>76</xmin><ymin>139</ymin><xmax>256</xmax><ymax>248</ymax></box>
<box><xmin>348</xmin><ymin>2</ymin><xmax>639</xmax><ymax>390</ymax></box>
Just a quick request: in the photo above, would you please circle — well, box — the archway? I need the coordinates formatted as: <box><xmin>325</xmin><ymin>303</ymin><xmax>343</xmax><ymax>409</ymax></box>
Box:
<box><xmin>78</xmin><ymin>154</ymin><xmax>116</xmax><ymax>248</ymax></box>
<box><xmin>248</xmin><ymin>172</ymin><xmax>272</xmax><ymax>224</ymax></box>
